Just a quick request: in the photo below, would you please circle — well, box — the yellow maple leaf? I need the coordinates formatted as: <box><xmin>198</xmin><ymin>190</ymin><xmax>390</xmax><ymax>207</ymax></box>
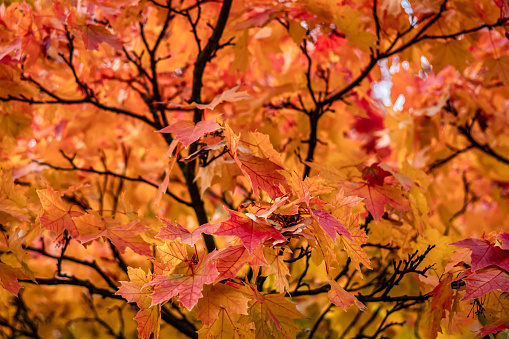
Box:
<box><xmin>483</xmin><ymin>56</ymin><xmax>509</xmax><ymax>86</ymax></box>
<box><xmin>429</xmin><ymin>39</ymin><xmax>474</xmax><ymax>73</ymax></box>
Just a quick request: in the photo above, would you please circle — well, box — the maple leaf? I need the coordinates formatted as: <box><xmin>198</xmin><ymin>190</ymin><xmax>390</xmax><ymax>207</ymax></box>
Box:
<box><xmin>197</xmin><ymin>284</ymin><xmax>250</xmax><ymax>326</ymax></box>
<box><xmin>116</xmin><ymin>267</ymin><xmax>160</xmax><ymax>339</ymax></box>
<box><xmin>80</xmin><ymin>24</ymin><xmax>124</xmax><ymax>50</ymax></box>
<box><xmin>155</xmin><ymin>241</ymin><xmax>189</xmax><ymax>274</ymax></box>
<box><xmin>334</xmin><ymin>6</ymin><xmax>377</xmax><ymax>52</ymax></box>
<box><xmin>253</xmin><ymin>196</ymin><xmax>289</xmax><ymax>219</ymax></box>
<box><xmin>209</xmin><ymin>244</ymin><xmax>267</xmax><ymax>282</ymax></box>
<box><xmin>196</xmin><ymin>85</ymin><xmax>251</xmax><ymax>111</ymax></box>
<box><xmin>158</xmin><ymin>116</ymin><xmax>222</xmax><ymax>148</ymax></box>
<box><xmin>429</xmin><ymin>40</ymin><xmax>474</xmax><ymax>73</ymax></box>
<box><xmin>328</xmin><ymin>280</ymin><xmax>365</xmax><ymax>311</ymax></box>
<box><xmin>479</xmin><ymin>317</ymin><xmax>509</xmax><ymax>337</ymax></box>
<box><xmin>427</xmin><ymin>274</ymin><xmax>454</xmax><ymax>339</ymax></box>
<box><xmin>117</xmin><ymin>267</ymin><xmax>153</xmax><ymax>304</ymax></box>
<box><xmin>451</xmin><ymin>237</ymin><xmax>509</xmax><ymax>272</ymax></box>
<box><xmin>377</xmin><ymin>162</ymin><xmax>413</xmax><ymax>191</ymax></box>
<box><xmin>200</xmin><ymin>209</ymin><xmax>286</xmax><ymax>254</ymax></box>
<box><xmin>313</xmin><ymin>210</ymin><xmax>353</xmax><ymax>243</ymax></box>
<box><xmin>286</xmin><ymin>20</ymin><xmax>306</xmax><ymax>45</ymax></box>
<box><xmin>233</xmin><ymin>9</ymin><xmax>279</xmax><ymax>30</ymax></box>
<box><xmin>37</xmin><ymin>188</ymin><xmax>84</xmax><ymax>238</ymax></box>
<box><xmin>134</xmin><ymin>307</ymin><xmax>161</xmax><ymax>339</ymax></box>
<box><xmin>236</xmin><ymin>152</ymin><xmax>288</xmax><ymax>199</ymax></box>
<box><xmin>289</xmin><ymin>174</ymin><xmax>334</xmax><ymax>204</ymax></box>
<box><xmin>0</xmin><ymin>262</ymin><xmax>27</xmax><ymax>296</ymax></box>
<box><xmin>156</xmin><ymin>219</ymin><xmax>220</xmax><ymax>249</ymax></box>
<box><xmin>341</xmin><ymin>183</ymin><xmax>410</xmax><ymax>221</ymax></box>
<box><xmin>157</xmin><ymin>218</ymin><xmax>206</xmax><ymax>245</ymax></box>
<box><xmin>154</xmin><ymin>145</ymin><xmax>182</xmax><ymax>206</ymax></box>
<box><xmin>245</xmin><ymin>286</ymin><xmax>305</xmax><ymax>339</ymax></box>
<box><xmin>462</xmin><ymin>268</ymin><xmax>509</xmax><ymax>300</ymax></box>
<box><xmin>444</xmin><ymin>247</ymin><xmax>472</xmax><ymax>273</ymax></box>
<box><xmin>483</xmin><ymin>56</ymin><xmax>509</xmax><ymax>86</ymax></box>
<box><xmin>168</xmin><ymin>86</ymin><xmax>251</xmax><ymax>111</ymax></box>
<box><xmin>0</xmin><ymin>172</ymin><xmax>29</xmax><ymax>222</ymax></box>
<box><xmin>73</xmin><ymin>214</ymin><xmax>152</xmax><ymax>256</ymax></box>
<box><xmin>66</xmin><ymin>10</ymin><xmax>123</xmax><ymax>50</ymax></box>
<box><xmin>154</xmin><ymin>168</ymin><xmax>171</xmax><ymax>208</ymax></box>
<box><xmin>146</xmin><ymin>252</ymin><xmax>219</xmax><ymax>310</ymax></box>
<box><xmin>350</xmin><ymin>98</ymin><xmax>390</xmax><ymax>156</ymax></box>
<box><xmin>361</xmin><ymin>164</ymin><xmax>392</xmax><ymax>186</ymax></box>
<box><xmin>341</xmin><ymin>229</ymin><xmax>372</xmax><ymax>276</ymax></box>
<box><xmin>197</xmin><ymin>309</ymin><xmax>254</xmax><ymax>339</ymax></box>
<box><xmin>248</xmin><ymin>131</ymin><xmax>285</xmax><ymax>168</ymax></box>
<box><xmin>224</xmin><ymin>125</ymin><xmax>288</xmax><ymax>199</ymax></box>
<box><xmin>262</xmin><ymin>248</ymin><xmax>290</xmax><ymax>292</ymax></box>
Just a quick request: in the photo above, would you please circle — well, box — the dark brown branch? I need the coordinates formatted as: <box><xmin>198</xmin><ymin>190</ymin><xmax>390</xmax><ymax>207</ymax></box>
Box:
<box><xmin>458</xmin><ymin>126</ymin><xmax>509</xmax><ymax>167</ymax></box>
<box><xmin>292</xmin><ymin>246</ymin><xmax>434</xmax><ymax>298</ymax></box>
<box><xmin>0</xmin><ymin>91</ymin><xmax>154</xmax><ymax>126</ymax></box>
<box><xmin>139</xmin><ymin>8</ymin><xmax>174</xmax><ymax>128</ymax></box>
<box><xmin>300</xmin><ymin>42</ymin><xmax>317</xmax><ymax>106</ymax></box>
<box><xmin>20</xmin><ymin>277</ymin><xmax>198</xmax><ymax>338</ymax></box>
<box><xmin>427</xmin><ymin>145</ymin><xmax>474</xmax><ymax>173</ymax></box>
<box><xmin>26</xmin><ymin>246</ymin><xmax>118</xmax><ymax>290</ymax></box>
<box><xmin>160</xmin><ymin>306</ymin><xmax>198</xmax><ymax>338</ymax></box>
<box><xmin>372</xmin><ymin>0</ymin><xmax>381</xmax><ymax>56</ymax></box>
<box><xmin>181</xmin><ymin>0</ymin><xmax>233</xmax><ymax>253</ymax></box>
<box><xmin>419</xmin><ymin>17</ymin><xmax>509</xmax><ymax>41</ymax></box>
<box><xmin>35</xmin><ymin>159</ymin><xmax>192</xmax><ymax>207</ymax></box>
<box><xmin>357</xmin><ymin>294</ymin><xmax>432</xmax><ymax>303</ymax></box>
<box><xmin>0</xmin><ymin>317</ymin><xmax>41</xmax><ymax>339</ymax></box>
<box><xmin>20</xmin><ymin>277</ymin><xmax>122</xmax><ymax>300</ymax></box>
<box><xmin>308</xmin><ymin>304</ymin><xmax>333</xmax><ymax>339</ymax></box>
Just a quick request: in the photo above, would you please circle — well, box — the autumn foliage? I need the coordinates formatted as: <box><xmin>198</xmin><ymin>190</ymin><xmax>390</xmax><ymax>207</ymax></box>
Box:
<box><xmin>1</xmin><ymin>0</ymin><xmax>509</xmax><ymax>338</ymax></box>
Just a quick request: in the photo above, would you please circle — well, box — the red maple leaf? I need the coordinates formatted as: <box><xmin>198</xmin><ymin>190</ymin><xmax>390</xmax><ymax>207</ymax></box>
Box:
<box><xmin>462</xmin><ymin>268</ymin><xmax>509</xmax><ymax>300</ymax></box>
<box><xmin>224</xmin><ymin>125</ymin><xmax>288</xmax><ymax>199</ymax></box>
<box><xmin>37</xmin><ymin>188</ymin><xmax>84</xmax><ymax>238</ymax></box>
<box><xmin>0</xmin><ymin>262</ymin><xmax>27</xmax><ymax>296</ymax></box>
<box><xmin>451</xmin><ymin>237</ymin><xmax>509</xmax><ymax>272</ymax></box>
<box><xmin>209</xmin><ymin>244</ymin><xmax>267</xmax><ymax>282</ymax></box>
<box><xmin>351</xmin><ymin>98</ymin><xmax>391</xmax><ymax>157</ymax></box>
<box><xmin>198</xmin><ymin>209</ymin><xmax>287</xmax><ymax>254</ymax></box>
<box><xmin>73</xmin><ymin>214</ymin><xmax>152</xmax><ymax>256</ymax></box>
<box><xmin>156</xmin><ymin>217</ymin><xmax>208</xmax><ymax>245</ymax></box>
<box><xmin>80</xmin><ymin>24</ymin><xmax>123</xmax><ymax>50</ymax></box>
<box><xmin>158</xmin><ymin>116</ymin><xmax>222</xmax><ymax>148</ymax></box>
<box><xmin>197</xmin><ymin>284</ymin><xmax>250</xmax><ymax>326</ymax></box>
<box><xmin>313</xmin><ymin>210</ymin><xmax>353</xmax><ymax>243</ymax></box>
<box><xmin>116</xmin><ymin>267</ymin><xmax>160</xmax><ymax>339</ymax></box>
<box><xmin>341</xmin><ymin>183</ymin><xmax>410</xmax><ymax>221</ymax></box>
<box><xmin>66</xmin><ymin>10</ymin><xmax>123</xmax><ymax>50</ymax></box>
<box><xmin>480</xmin><ymin>317</ymin><xmax>509</xmax><ymax>337</ymax></box>
<box><xmin>428</xmin><ymin>274</ymin><xmax>454</xmax><ymax>339</ymax></box>
<box><xmin>361</xmin><ymin>163</ymin><xmax>392</xmax><ymax>186</ymax></box>
<box><xmin>145</xmin><ymin>252</ymin><xmax>219</xmax><ymax>310</ymax></box>
<box><xmin>236</xmin><ymin>152</ymin><xmax>288</xmax><ymax>200</ymax></box>
<box><xmin>328</xmin><ymin>280</ymin><xmax>365</xmax><ymax>311</ymax></box>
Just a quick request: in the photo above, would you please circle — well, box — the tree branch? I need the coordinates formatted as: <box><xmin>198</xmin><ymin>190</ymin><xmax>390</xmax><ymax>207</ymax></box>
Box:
<box><xmin>180</xmin><ymin>0</ymin><xmax>233</xmax><ymax>253</ymax></box>
<box><xmin>35</xmin><ymin>158</ymin><xmax>192</xmax><ymax>207</ymax></box>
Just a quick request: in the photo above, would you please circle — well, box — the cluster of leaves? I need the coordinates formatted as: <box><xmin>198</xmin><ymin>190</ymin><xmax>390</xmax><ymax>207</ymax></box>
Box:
<box><xmin>1</xmin><ymin>0</ymin><xmax>509</xmax><ymax>338</ymax></box>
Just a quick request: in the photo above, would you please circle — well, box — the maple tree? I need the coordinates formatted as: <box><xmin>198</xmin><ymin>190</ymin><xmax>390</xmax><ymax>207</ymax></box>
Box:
<box><xmin>1</xmin><ymin>0</ymin><xmax>509</xmax><ymax>338</ymax></box>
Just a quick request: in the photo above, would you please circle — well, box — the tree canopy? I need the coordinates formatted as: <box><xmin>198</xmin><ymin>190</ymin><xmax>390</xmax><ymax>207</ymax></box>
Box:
<box><xmin>1</xmin><ymin>0</ymin><xmax>509</xmax><ymax>338</ymax></box>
